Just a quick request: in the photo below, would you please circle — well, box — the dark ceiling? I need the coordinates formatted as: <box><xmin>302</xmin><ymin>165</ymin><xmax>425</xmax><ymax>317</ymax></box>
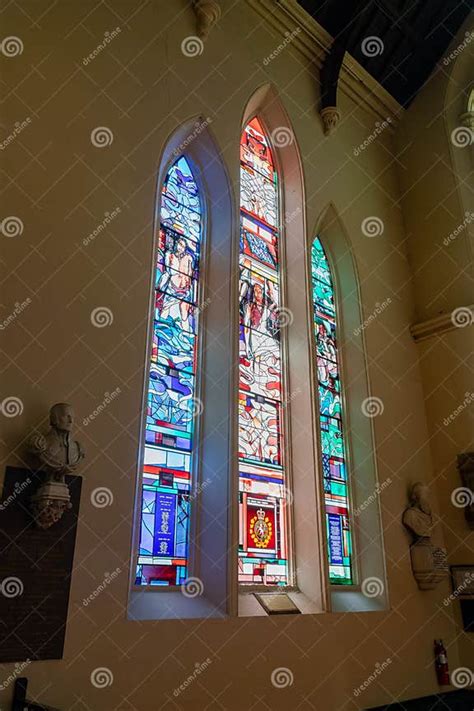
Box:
<box><xmin>298</xmin><ymin>0</ymin><xmax>473</xmax><ymax>107</ymax></box>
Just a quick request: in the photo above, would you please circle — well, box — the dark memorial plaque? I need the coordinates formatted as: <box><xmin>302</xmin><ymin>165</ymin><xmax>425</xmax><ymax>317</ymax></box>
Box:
<box><xmin>0</xmin><ymin>466</ymin><xmax>82</xmax><ymax>662</ymax></box>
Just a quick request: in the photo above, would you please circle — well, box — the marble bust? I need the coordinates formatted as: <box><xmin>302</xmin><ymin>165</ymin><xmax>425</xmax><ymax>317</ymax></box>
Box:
<box><xmin>28</xmin><ymin>403</ymin><xmax>84</xmax><ymax>529</ymax></box>
<box><xmin>403</xmin><ymin>482</ymin><xmax>447</xmax><ymax>590</ymax></box>
<box><xmin>29</xmin><ymin>403</ymin><xmax>85</xmax><ymax>483</ymax></box>
<box><xmin>403</xmin><ymin>482</ymin><xmax>433</xmax><ymax>540</ymax></box>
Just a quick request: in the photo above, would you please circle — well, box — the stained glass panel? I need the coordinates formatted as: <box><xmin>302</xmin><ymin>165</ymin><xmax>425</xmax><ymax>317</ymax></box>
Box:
<box><xmin>311</xmin><ymin>237</ymin><xmax>353</xmax><ymax>585</ymax></box>
<box><xmin>136</xmin><ymin>156</ymin><xmax>202</xmax><ymax>587</ymax></box>
<box><xmin>238</xmin><ymin>117</ymin><xmax>291</xmax><ymax>587</ymax></box>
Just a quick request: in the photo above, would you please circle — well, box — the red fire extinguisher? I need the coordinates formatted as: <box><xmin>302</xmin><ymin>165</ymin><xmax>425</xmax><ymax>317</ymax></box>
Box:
<box><xmin>434</xmin><ymin>639</ymin><xmax>450</xmax><ymax>685</ymax></box>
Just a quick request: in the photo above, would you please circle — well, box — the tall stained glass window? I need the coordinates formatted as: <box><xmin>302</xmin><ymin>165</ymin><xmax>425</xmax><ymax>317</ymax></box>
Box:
<box><xmin>311</xmin><ymin>237</ymin><xmax>353</xmax><ymax>585</ymax></box>
<box><xmin>238</xmin><ymin>117</ymin><xmax>291</xmax><ymax>587</ymax></box>
<box><xmin>135</xmin><ymin>156</ymin><xmax>202</xmax><ymax>587</ymax></box>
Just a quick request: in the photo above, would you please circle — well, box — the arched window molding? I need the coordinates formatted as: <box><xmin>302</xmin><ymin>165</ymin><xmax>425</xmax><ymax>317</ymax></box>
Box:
<box><xmin>237</xmin><ymin>85</ymin><xmax>328</xmax><ymax>617</ymax></box>
<box><xmin>129</xmin><ymin>117</ymin><xmax>234</xmax><ymax>620</ymax></box>
<box><xmin>311</xmin><ymin>204</ymin><xmax>388</xmax><ymax>613</ymax></box>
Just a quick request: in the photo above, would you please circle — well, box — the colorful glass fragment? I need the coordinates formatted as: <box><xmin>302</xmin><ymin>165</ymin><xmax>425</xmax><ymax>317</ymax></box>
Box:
<box><xmin>136</xmin><ymin>156</ymin><xmax>202</xmax><ymax>587</ymax></box>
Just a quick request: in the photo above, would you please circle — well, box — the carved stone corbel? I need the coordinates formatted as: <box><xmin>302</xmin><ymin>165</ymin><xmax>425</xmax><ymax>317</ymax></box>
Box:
<box><xmin>320</xmin><ymin>106</ymin><xmax>341</xmax><ymax>136</ymax></box>
<box><xmin>194</xmin><ymin>0</ymin><xmax>221</xmax><ymax>40</ymax></box>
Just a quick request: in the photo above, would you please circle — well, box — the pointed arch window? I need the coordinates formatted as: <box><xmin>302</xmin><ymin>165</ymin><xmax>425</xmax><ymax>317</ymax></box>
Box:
<box><xmin>135</xmin><ymin>156</ymin><xmax>203</xmax><ymax>587</ymax></box>
<box><xmin>238</xmin><ymin>117</ymin><xmax>292</xmax><ymax>587</ymax></box>
<box><xmin>311</xmin><ymin>237</ymin><xmax>353</xmax><ymax>585</ymax></box>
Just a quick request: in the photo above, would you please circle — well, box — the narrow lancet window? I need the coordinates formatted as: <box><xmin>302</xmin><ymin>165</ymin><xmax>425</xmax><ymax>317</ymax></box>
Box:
<box><xmin>311</xmin><ymin>237</ymin><xmax>353</xmax><ymax>585</ymax></box>
<box><xmin>238</xmin><ymin>118</ymin><xmax>292</xmax><ymax>587</ymax></box>
<box><xmin>136</xmin><ymin>156</ymin><xmax>203</xmax><ymax>587</ymax></box>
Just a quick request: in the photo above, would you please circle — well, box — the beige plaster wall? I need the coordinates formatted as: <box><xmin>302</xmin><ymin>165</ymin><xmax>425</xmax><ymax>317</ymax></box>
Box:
<box><xmin>0</xmin><ymin>1</ymin><xmax>468</xmax><ymax>709</ymax></box>
<box><xmin>395</xmin><ymin>17</ymin><xmax>474</xmax><ymax>676</ymax></box>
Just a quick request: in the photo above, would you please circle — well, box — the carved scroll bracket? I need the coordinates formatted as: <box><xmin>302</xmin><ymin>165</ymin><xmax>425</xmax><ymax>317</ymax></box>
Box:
<box><xmin>194</xmin><ymin>0</ymin><xmax>221</xmax><ymax>40</ymax></box>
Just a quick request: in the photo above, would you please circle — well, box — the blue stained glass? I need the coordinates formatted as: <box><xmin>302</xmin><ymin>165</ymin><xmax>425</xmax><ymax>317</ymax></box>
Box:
<box><xmin>136</xmin><ymin>156</ymin><xmax>202</xmax><ymax>587</ymax></box>
<box><xmin>311</xmin><ymin>237</ymin><xmax>353</xmax><ymax>585</ymax></box>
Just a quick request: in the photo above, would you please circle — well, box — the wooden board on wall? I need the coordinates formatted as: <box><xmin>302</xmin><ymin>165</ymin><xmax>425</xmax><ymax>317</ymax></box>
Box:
<box><xmin>0</xmin><ymin>467</ymin><xmax>82</xmax><ymax>662</ymax></box>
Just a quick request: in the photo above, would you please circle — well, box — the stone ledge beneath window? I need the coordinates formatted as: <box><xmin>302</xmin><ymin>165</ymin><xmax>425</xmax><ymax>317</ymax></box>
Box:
<box><xmin>238</xmin><ymin>590</ymin><xmax>321</xmax><ymax>617</ymax></box>
<box><xmin>128</xmin><ymin>590</ymin><xmax>227</xmax><ymax>621</ymax></box>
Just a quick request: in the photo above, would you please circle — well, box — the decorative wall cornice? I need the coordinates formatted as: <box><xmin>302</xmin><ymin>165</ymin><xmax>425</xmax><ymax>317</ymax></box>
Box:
<box><xmin>247</xmin><ymin>0</ymin><xmax>403</xmax><ymax>126</ymax></box>
<box><xmin>410</xmin><ymin>306</ymin><xmax>474</xmax><ymax>342</ymax></box>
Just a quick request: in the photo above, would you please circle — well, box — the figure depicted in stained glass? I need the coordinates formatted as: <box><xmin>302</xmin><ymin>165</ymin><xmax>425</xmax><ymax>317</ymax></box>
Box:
<box><xmin>311</xmin><ymin>237</ymin><xmax>353</xmax><ymax>585</ymax></box>
<box><xmin>136</xmin><ymin>156</ymin><xmax>202</xmax><ymax>587</ymax></box>
<box><xmin>157</xmin><ymin>234</ymin><xmax>194</xmax><ymax>330</ymax></box>
<box><xmin>238</xmin><ymin>117</ymin><xmax>292</xmax><ymax>587</ymax></box>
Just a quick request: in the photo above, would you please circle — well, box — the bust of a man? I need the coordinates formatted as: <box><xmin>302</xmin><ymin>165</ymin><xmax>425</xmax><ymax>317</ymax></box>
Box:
<box><xmin>403</xmin><ymin>482</ymin><xmax>433</xmax><ymax>540</ymax></box>
<box><xmin>29</xmin><ymin>403</ymin><xmax>85</xmax><ymax>482</ymax></box>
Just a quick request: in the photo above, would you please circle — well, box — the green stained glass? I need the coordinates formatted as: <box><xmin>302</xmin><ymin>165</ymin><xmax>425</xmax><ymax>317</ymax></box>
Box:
<box><xmin>312</xmin><ymin>237</ymin><xmax>354</xmax><ymax>585</ymax></box>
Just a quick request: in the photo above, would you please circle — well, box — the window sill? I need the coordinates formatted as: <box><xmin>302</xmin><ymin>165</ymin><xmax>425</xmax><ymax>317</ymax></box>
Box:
<box><xmin>238</xmin><ymin>590</ymin><xmax>322</xmax><ymax>617</ymax></box>
<box><xmin>128</xmin><ymin>589</ymin><xmax>227</xmax><ymax>621</ymax></box>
